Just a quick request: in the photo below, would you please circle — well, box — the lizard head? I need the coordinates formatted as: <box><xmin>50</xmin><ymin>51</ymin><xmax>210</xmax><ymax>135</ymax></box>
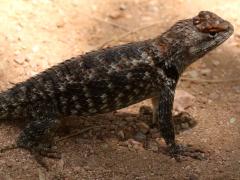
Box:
<box><xmin>162</xmin><ymin>11</ymin><xmax>234</xmax><ymax>72</ymax></box>
<box><xmin>188</xmin><ymin>11</ymin><xmax>233</xmax><ymax>58</ymax></box>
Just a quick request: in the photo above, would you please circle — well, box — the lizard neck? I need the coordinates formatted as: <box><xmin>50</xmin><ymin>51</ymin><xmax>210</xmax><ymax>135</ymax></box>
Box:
<box><xmin>151</xmin><ymin>36</ymin><xmax>189</xmax><ymax>78</ymax></box>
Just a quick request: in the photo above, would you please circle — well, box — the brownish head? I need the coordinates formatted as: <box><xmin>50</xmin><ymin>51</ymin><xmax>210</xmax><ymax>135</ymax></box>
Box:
<box><xmin>188</xmin><ymin>11</ymin><xmax>233</xmax><ymax>59</ymax></box>
<box><xmin>162</xmin><ymin>11</ymin><xmax>234</xmax><ymax>72</ymax></box>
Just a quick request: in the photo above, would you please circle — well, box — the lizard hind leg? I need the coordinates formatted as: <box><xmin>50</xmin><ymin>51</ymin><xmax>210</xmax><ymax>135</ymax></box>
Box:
<box><xmin>0</xmin><ymin>115</ymin><xmax>62</xmax><ymax>169</ymax></box>
<box><xmin>14</xmin><ymin>114</ymin><xmax>62</xmax><ymax>168</ymax></box>
<box><xmin>17</xmin><ymin>116</ymin><xmax>62</xmax><ymax>156</ymax></box>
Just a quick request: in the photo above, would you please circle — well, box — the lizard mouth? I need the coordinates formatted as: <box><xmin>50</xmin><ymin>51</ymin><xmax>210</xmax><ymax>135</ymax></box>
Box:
<box><xmin>208</xmin><ymin>22</ymin><xmax>233</xmax><ymax>46</ymax></box>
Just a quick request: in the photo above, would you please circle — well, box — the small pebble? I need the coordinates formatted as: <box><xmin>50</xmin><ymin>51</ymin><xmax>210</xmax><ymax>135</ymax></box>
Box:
<box><xmin>180</xmin><ymin>122</ymin><xmax>189</xmax><ymax>130</ymax></box>
<box><xmin>32</xmin><ymin>45</ymin><xmax>39</xmax><ymax>53</ymax></box>
<box><xmin>13</xmin><ymin>54</ymin><xmax>25</xmax><ymax>65</ymax></box>
<box><xmin>187</xmin><ymin>70</ymin><xmax>199</xmax><ymax>78</ymax></box>
<box><xmin>101</xmin><ymin>143</ymin><xmax>109</xmax><ymax>149</ymax></box>
<box><xmin>108</xmin><ymin>10</ymin><xmax>123</xmax><ymax>19</ymax></box>
<box><xmin>150</xmin><ymin>128</ymin><xmax>161</xmax><ymax>138</ymax></box>
<box><xmin>229</xmin><ymin>117</ymin><xmax>236</xmax><ymax>124</ymax></box>
<box><xmin>125</xmin><ymin>116</ymin><xmax>135</xmax><ymax>121</ymax></box>
<box><xmin>134</xmin><ymin>131</ymin><xmax>147</xmax><ymax>142</ymax></box>
<box><xmin>189</xmin><ymin>174</ymin><xmax>199</xmax><ymax>180</ymax></box>
<box><xmin>136</xmin><ymin>122</ymin><xmax>150</xmax><ymax>134</ymax></box>
<box><xmin>148</xmin><ymin>141</ymin><xmax>158</xmax><ymax>152</ymax></box>
<box><xmin>119</xmin><ymin>4</ymin><xmax>127</xmax><ymax>11</ymax></box>
<box><xmin>232</xmin><ymin>86</ymin><xmax>240</xmax><ymax>93</ymax></box>
<box><xmin>209</xmin><ymin>92</ymin><xmax>219</xmax><ymax>100</ymax></box>
<box><xmin>126</xmin><ymin>139</ymin><xmax>144</xmax><ymax>151</ymax></box>
<box><xmin>117</xmin><ymin>130</ymin><xmax>125</xmax><ymax>140</ymax></box>
<box><xmin>212</xmin><ymin>60</ymin><xmax>220</xmax><ymax>66</ymax></box>
<box><xmin>200</xmin><ymin>68</ymin><xmax>211</xmax><ymax>76</ymax></box>
<box><xmin>139</xmin><ymin>106</ymin><xmax>152</xmax><ymax>116</ymax></box>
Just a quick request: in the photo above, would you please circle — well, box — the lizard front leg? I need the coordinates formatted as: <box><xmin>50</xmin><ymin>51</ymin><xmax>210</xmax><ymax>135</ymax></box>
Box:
<box><xmin>157</xmin><ymin>84</ymin><xmax>205</xmax><ymax>160</ymax></box>
<box><xmin>157</xmin><ymin>85</ymin><xmax>175</xmax><ymax>146</ymax></box>
<box><xmin>16</xmin><ymin>116</ymin><xmax>61</xmax><ymax>158</ymax></box>
<box><xmin>151</xmin><ymin>96</ymin><xmax>197</xmax><ymax>133</ymax></box>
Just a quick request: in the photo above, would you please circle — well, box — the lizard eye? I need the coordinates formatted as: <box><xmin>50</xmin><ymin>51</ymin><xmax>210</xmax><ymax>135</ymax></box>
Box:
<box><xmin>208</xmin><ymin>31</ymin><xmax>218</xmax><ymax>38</ymax></box>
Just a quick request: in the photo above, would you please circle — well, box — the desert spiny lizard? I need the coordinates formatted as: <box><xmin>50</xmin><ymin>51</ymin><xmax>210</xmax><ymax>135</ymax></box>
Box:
<box><xmin>0</xmin><ymin>11</ymin><xmax>234</xmax><ymax>164</ymax></box>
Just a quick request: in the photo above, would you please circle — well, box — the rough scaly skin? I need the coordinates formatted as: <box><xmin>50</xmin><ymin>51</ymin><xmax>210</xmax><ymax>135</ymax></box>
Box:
<box><xmin>0</xmin><ymin>11</ymin><xmax>234</xmax><ymax>162</ymax></box>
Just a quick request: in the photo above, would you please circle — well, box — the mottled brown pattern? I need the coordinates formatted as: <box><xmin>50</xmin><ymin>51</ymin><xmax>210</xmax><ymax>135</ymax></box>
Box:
<box><xmin>193</xmin><ymin>11</ymin><xmax>229</xmax><ymax>33</ymax></box>
<box><xmin>0</xmin><ymin>11</ymin><xmax>233</xmax><ymax>165</ymax></box>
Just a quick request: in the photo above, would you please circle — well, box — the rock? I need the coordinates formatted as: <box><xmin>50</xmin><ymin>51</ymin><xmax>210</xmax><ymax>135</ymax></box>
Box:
<box><xmin>108</xmin><ymin>10</ymin><xmax>123</xmax><ymax>19</ymax></box>
<box><xmin>126</xmin><ymin>139</ymin><xmax>144</xmax><ymax>151</ymax></box>
<box><xmin>134</xmin><ymin>131</ymin><xmax>147</xmax><ymax>142</ymax></box>
<box><xmin>13</xmin><ymin>55</ymin><xmax>25</xmax><ymax>65</ymax></box>
<box><xmin>150</xmin><ymin>128</ymin><xmax>161</xmax><ymax>138</ymax></box>
<box><xmin>116</xmin><ymin>120</ymin><xmax>127</xmax><ymax>127</ymax></box>
<box><xmin>38</xmin><ymin>169</ymin><xmax>47</xmax><ymax>180</ymax></box>
<box><xmin>174</xmin><ymin>90</ymin><xmax>195</xmax><ymax>114</ymax></box>
<box><xmin>13</xmin><ymin>51</ymin><xmax>26</xmax><ymax>65</ymax></box>
<box><xmin>200</xmin><ymin>68</ymin><xmax>211</xmax><ymax>76</ymax></box>
<box><xmin>117</xmin><ymin>130</ymin><xmax>125</xmax><ymax>140</ymax></box>
<box><xmin>212</xmin><ymin>60</ymin><xmax>220</xmax><ymax>66</ymax></box>
<box><xmin>101</xmin><ymin>143</ymin><xmax>109</xmax><ymax>149</ymax></box>
<box><xmin>32</xmin><ymin>45</ymin><xmax>39</xmax><ymax>53</ymax></box>
<box><xmin>136</xmin><ymin>122</ymin><xmax>150</xmax><ymax>134</ymax></box>
<box><xmin>189</xmin><ymin>174</ymin><xmax>199</xmax><ymax>180</ymax></box>
<box><xmin>187</xmin><ymin>70</ymin><xmax>199</xmax><ymax>78</ymax></box>
<box><xmin>233</xmin><ymin>85</ymin><xmax>240</xmax><ymax>93</ymax></box>
<box><xmin>148</xmin><ymin>141</ymin><xmax>159</xmax><ymax>152</ymax></box>
<box><xmin>56</xmin><ymin>20</ymin><xmax>65</xmax><ymax>28</ymax></box>
<box><xmin>125</xmin><ymin>116</ymin><xmax>135</xmax><ymax>121</ymax></box>
<box><xmin>139</xmin><ymin>106</ymin><xmax>152</xmax><ymax>116</ymax></box>
<box><xmin>229</xmin><ymin>117</ymin><xmax>236</xmax><ymax>124</ymax></box>
<box><xmin>209</xmin><ymin>92</ymin><xmax>219</xmax><ymax>100</ymax></box>
<box><xmin>58</xmin><ymin>158</ymin><xmax>65</xmax><ymax>171</ymax></box>
<box><xmin>119</xmin><ymin>4</ymin><xmax>127</xmax><ymax>11</ymax></box>
<box><xmin>180</xmin><ymin>122</ymin><xmax>189</xmax><ymax>130</ymax></box>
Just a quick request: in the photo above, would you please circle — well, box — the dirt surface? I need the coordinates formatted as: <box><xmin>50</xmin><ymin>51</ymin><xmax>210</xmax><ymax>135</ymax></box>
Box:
<box><xmin>0</xmin><ymin>0</ymin><xmax>239</xmax><ymax>179</ymax></box>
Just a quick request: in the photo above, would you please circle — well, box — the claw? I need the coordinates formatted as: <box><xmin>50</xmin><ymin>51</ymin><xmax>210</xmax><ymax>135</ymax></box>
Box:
<box><xmin>0</xmin><ymin>142</ymin><xmax>61</xmax><ymax>170</ymax></box>
<box><xmin>33</xmin><ymin>153</ymin><xmax>49</xmax><ymax>171</ymax></box>
<box><xmin>29</xmin><ymin>146</ymin><xmax>62</xmax><ymax>170</ymax></box>
<box><xmin>37</xmin><ymin>147</ymin><xmax>62</xmax><ymax>159</ymax></box>
<box><xmin>168</xmin><ymin>143</ymin><xmax>207</xmax><ymax>161</ymax></box>
<box><xmin>0</xmin><ymin>143</ymin><xmax>18</xmax><ymax>153</ymax></box>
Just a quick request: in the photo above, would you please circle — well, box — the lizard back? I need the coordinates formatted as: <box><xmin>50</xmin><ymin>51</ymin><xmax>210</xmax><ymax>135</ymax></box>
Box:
<box><xmin>0</xmin><ymin>39</ymin><xmax>167</xmax><ymax>119</ymax></box>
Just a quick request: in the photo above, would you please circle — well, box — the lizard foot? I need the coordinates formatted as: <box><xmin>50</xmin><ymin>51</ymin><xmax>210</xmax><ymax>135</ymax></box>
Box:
<box><xmin>30</xmin><ymin>145</ymin><xmax>61</xmax><ymax>170</ymax></box>
<box><xmin>0</xmin><ymin>143</ymin><xmax>18</xmax><ymax>153</ymax></box>
<box><xmin>33</xmin><ymin>145</ymin><xmax>62</xmax><ymax>159</ymax></box>
<box><xmin>0</xmin><ymin>142</ymin><xmax>61</xmax><ymax>170</ymax></box>
<box><xmin>168</xmin><ymin>143</ymin><xmax>207</xmax><ymax>161</ymax></box>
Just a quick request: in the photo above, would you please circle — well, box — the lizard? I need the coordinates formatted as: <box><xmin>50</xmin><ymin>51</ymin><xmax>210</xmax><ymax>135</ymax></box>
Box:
<box><xmin>0</xmin><ymin>11</ymin><xmax>234</xmax><ymax>164</ymax></box>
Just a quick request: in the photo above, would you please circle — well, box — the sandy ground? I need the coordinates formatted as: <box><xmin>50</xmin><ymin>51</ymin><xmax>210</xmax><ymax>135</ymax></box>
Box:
<box><xmin>0</xmin><ymin>0</ymin><xmax>239</xmax><ymax>179</ymax></box>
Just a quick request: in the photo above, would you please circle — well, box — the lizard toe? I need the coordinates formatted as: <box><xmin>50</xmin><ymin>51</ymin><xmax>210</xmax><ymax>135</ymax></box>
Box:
<box><xmin>169</xmin><ymin>143</ymin><xmax>207</xmax><ymax>161</ymax></box>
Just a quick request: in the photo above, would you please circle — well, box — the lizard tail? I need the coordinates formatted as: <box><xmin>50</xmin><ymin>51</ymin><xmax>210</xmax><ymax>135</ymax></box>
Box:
<box><xmin>0</xmin><ymin>104</ymin><xmax>10</xmax><ymax>120</ymax></box>
<box><xmin>0</xmin><ymin>85</ymin><xmax>27</xmax><ymax>121</ymax></box>
<box><xmin>0</xmin><ymin>93</ymin><xmax>15</xmax><ymax>120</ymax></box>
